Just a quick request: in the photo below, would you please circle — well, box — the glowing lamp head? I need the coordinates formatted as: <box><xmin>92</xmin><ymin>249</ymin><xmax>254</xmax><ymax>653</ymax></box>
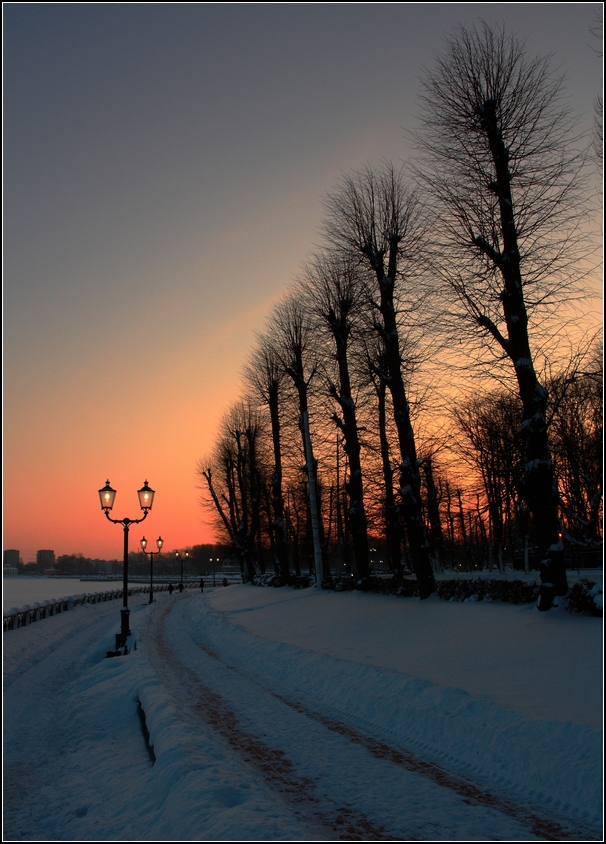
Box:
<box><xmin>99</xmin><ymin>480</ymin><xmax>116</xmax><ymax>512</ymax></box>
<box><xmin>156</xmin><ymin>536</ymin><xmax>164</xmax><ymax>551</ymax></box>
<box><xmin>140</xmin><ymin>536</ymin><xmax>148</xmax><ymax>551</ymax></box>
<box><xmin>138</xmin><ymin>480</ymin><xmax>155</xmax><ymax>512</ymax></box>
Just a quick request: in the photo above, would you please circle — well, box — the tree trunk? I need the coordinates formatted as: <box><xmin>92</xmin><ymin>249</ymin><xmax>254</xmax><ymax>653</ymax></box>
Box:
<box><xmin>475</xmin><ymin>99</ymin><xmax>567</xmax><ymax>608</ymax></box>
<box><xmin>301</xmin><ymin>411</ymin><xmax>324</xmax><ymax>586</ymax></box>
<box><xmin>372</xmin><ymin>243</ymin><xmax>435</xmax><ymax>597</ymax></box>
<box><xmin>267</xmin><ymin>383</ymin><xmax>290</xmax><ymax>582</ymax></box>
<box><xmin>376</xmin><ymin>378</ymin><xmax>403</xmax><ymax>574</ymax></box>
<box><xmin>331</xmin><ymin>325</ymin><xmax>370</xmax><ymax>580</ymax></box>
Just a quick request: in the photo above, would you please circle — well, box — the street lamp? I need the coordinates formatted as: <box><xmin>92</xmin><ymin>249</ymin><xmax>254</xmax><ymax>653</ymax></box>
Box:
<box><xmin>175</xmin><ymin>550</ymin><xmax>189</xmax><ymax>590</ymax></box>
<box><xmin>141</xmin><ymin>535</ymin><xmax>163</xmax><ymax>605</ymax></box>
<box><xmin>99</xmin><ymin>479</ymin><xmax>155</xmax><ymax>646</ymax></box>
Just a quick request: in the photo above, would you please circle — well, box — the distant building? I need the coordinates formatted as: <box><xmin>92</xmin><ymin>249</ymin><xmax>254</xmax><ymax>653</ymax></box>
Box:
<box><xmin>36</xmin><ymin>549</ymin><xmax>55</xmax><ymax>571</ymax></box>
<box><xmin>55</xmin><ymin>554</ymin><xmax>119</xmax><ymax>576</ymax></box>
<box><xmin>4</xmin><ymin>549</ymin><xmax>20</xmax><ymax>568</ymax></box>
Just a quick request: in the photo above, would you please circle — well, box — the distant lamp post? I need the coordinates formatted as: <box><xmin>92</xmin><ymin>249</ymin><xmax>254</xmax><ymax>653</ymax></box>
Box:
<box><xmin>175</xmin><ymin>550</ymin><xmax>189</xmax><ymax>590</ymax></box>
<box><xmin>141</xmin><ymin>535</ymin><xmax>163</xmax><ymax>605</ymax></box>
<box><xmin>211</xmin><ymin>557</ymin><xmax>220</xmax><ymax>587</ymax></box>
<box><xmin>99</xmin><ymin>479</ymin><xmax>155</xmax><ymax>646</ymax></box>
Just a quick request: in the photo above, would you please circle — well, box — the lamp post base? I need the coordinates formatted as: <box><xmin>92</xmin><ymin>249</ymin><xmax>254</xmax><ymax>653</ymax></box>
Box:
<box><xmin>119</xmin><ymin>607</ymin><xmax>131</xmax><ymax>646</ymax></box>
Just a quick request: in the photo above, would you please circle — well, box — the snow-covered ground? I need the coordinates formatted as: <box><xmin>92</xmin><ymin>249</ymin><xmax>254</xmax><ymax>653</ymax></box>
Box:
<box><xmin>3</xmin><ymin>582</ymin><xmax>603</xmax><ymax>841</ymax></box>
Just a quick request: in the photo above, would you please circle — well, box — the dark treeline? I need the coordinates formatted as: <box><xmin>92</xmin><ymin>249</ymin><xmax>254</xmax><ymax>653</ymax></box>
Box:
<box><xmin>198</xmin><ymin>23</ymin><xmax>602</xmax><ymax>610</ymax></box>
<box><xmin>53</xmin><ymin>545</ymin><xmax>233</xmax><ymax>578</ymax></box>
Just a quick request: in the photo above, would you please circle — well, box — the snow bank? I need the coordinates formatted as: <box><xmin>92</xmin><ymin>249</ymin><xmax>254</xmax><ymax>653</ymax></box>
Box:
<box><xmin>200</xmin><ymin>585</ymin><xmax>603</xmax><ymax>829</ymax></box>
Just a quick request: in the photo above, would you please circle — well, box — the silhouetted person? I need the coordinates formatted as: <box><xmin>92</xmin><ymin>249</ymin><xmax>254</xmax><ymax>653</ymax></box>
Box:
<box><xmin>179</xmin><ymin>582</ymin><xmax>184</xmax><ymax>593</ymax></box>
<box><xmin>200</xmin><ymin>578</ymin><xmax>204</xmax><ymax>592</ymax></box>
<box><xmin>223</xmin><ymin>577</ymin><xmax>228</xmax><ymax>587</ymax></box>
<box><xmin>168</xmin><ymin>583</ymin><xmax>174</xmax><ymax>595</ymax></box>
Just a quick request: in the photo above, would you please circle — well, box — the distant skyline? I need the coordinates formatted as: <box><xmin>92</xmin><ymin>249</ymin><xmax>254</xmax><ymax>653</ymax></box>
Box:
<box><xmin>3</xmin><ymin>3</ymin><xmax>602</xmax><ymax>562</ymax></box>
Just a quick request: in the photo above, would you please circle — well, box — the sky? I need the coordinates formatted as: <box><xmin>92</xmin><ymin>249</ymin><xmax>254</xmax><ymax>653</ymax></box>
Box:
<box><xmin>3</xmin><ymin>2</ymin><xmax>603</xmax><ymax>562</ymax></box>
<box><xmin>3</xmin><ymin>582</ymin><xmax>603</xmax><ymax>839</ymax></box>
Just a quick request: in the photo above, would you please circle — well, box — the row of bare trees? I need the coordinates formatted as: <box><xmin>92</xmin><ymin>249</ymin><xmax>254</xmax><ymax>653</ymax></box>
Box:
<box><xmin>452</xmin><ymin>361</ymin><xmax>603</xmax><ymax>572</ymax></box>
<box><xmin>198</xmin><ymin>22</ymin><xmax>602</xmax><ymax>609</ymax></box>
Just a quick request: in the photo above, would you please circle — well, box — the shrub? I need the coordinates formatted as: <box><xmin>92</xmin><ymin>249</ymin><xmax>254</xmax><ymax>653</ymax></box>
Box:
<box><xmin>435</xmin><ymin>578</ymin><xmax>540</xmax><ymax>604</ymax></box>
<box><xmin>290</xmin><ymin>575</ymin><xmax>313</xmax><ymax>589</ymax></box>
<box><xmin>252</xmin><ymin>570</ymin><xmax>601</xmax><ymax>615</ymax></box>
<box><xmin>566</xmin><ymin>579</ymin><xmax>603</xmax><ymax>617</ymax></box>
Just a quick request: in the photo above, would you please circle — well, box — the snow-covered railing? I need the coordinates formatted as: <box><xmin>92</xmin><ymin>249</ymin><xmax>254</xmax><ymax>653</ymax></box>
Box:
<box><xmin>2</xmin><ymin>583</ymin><xmax>196</xmax><ymax>632</ymax></box>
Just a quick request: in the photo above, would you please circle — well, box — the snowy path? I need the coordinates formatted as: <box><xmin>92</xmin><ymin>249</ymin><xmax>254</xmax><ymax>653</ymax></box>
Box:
<box><xmin>3</xmin><ymin>586</ymin><xmax>602</xmax><ymax>841</ymax></box>
<box><xmin>147</xmin><ymin>594</ymin><xmax>600</xmax><ymax>841</ymax></box>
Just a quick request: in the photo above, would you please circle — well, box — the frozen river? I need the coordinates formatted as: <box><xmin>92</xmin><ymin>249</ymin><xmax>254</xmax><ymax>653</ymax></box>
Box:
<box><xmin>2</xmin><ymin>576</ymin><xmax>125</xmax><ymax>612</ymax></box>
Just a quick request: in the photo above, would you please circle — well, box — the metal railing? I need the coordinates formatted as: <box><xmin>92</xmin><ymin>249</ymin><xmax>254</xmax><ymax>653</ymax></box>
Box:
<box><xmin>2</xmin><ymin>582</ymin><xmax>197</xmax><ymax>632</ymax></box>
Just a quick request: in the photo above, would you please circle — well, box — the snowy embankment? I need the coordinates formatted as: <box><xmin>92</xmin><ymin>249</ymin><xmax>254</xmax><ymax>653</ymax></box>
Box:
<box><xmin>199</xmin><ymin>588</ymin><xmax>603</xmax><ymax>821</ymax></box>
<box><xmin>3</xmin><ymin>584</ymin><xmax>603</xmax><ymax>841</ymax></box>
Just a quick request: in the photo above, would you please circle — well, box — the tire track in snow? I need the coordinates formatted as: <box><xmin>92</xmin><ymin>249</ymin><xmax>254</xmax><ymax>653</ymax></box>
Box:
<box><xmin>272</xmin><ymin>693</ymin><xmax>594</xmax><ymax>842</ymax></box>
<box><xmin>194</xmin><ymin>620</ymin><xmax>600</xmax><ymax>842</ymax></box>
<box><xmin>149</xmin><ymin>603</ymin><xmax>403</xmax><ymax>841</ymax></box>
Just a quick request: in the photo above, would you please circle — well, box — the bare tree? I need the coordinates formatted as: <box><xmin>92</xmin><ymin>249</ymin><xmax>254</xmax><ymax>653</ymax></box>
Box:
<box><xmin>198</xmin><ymin>402</ymin><xmax>266</xmax><ymax>582</ymax></box>
<box><xmin>269</xmin><ymin>294</ymin><xmax>325</xmax><ymax>585</ymax></box>
<box><xmin>245</xmin><ymin>334</ymin><xmax>290</xmax><ymax>582</ymax></box>
<box><xmin>414</xmin><ymin>22</ymin><xmax>591</xmax><ymax>608</ymax></box>
<box><xmin>303</xmin><ymin>252</ymin><xmax>371</xmax><ymax>580</ymax></box>
<box><xmin>322</xmin><ymin>163</ymin><xmax>436</xmax><ymax>598</ymax></box>
<box><xmin>549</xmin><ymin>344</ymin><xmax>603</xmax><ymax>546</ymax></box>
<box><xmin>420</xmin><ymin>453</ymin><xmax>446</xmax><ymax>573</ymax></box>
<box><xmin>364</xmin><ymin>340</ymin><xmax>405</xmax><ymax>573</ymax></box>
<box><xmin>198</xmin><ymin>456</ymin><xmax>244</xmax><ymax>571</ymax></box>
<box><xmin>454</xmin><ymin>390</ymin><xmax>523</xmax><ymax>573</ymax></box>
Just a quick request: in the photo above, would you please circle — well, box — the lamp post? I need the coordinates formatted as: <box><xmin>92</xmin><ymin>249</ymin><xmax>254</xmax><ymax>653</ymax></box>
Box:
<box><xmin>99</xmin><ymin>479</ymin><xmax>155</xmax><ymax>646</ymax></box>
<box><xmin>141</xmin><ymin>535</ymin><xmax>163</xmax><ymax>604</ymax></box>
<box><xmin>211</xmin><ymin>557</ymin><xmax>219</xmax><ymax>587</ymax></box>
<box><xmin>175</xmin><ymin>550</ymin><xmax>189</xmax><ymax>591</ymax></box>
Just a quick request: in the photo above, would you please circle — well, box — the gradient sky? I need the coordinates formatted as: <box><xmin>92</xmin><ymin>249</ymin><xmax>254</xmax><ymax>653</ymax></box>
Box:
<box><xmin>3</xmin><ymin>3</ymin><xmax>602</xmax><ymax>562</ymax></box>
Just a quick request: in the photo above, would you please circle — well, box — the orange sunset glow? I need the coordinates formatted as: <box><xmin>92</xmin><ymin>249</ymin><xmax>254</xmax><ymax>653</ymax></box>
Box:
<box><xmin>3</xmin><ymin>4</ymin><xmax>602</xmax><ymax>564</ymax></box>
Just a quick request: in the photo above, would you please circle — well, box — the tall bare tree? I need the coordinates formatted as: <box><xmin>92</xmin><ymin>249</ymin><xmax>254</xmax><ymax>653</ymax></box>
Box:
<box><xmin>245</xmin><ymin>334</ymin><xmax>290</xmax><ymax>582</ymax></box>
<box><xmin>365</xmin><ymin>340</ymin><xmax>405</xmax><ymax>573</ymax></box>
<box><xmin>269</xmin><ymin>294</ymin><xmax>325</xmax><ymax>585</ymax></box>
<box><xmin>322</xmin><ymin>163</ymin><xmax>435</xmax><ymax>598</ymax></box>
<box><xmin>304</xmin><ymin>253</ymin><xmax>371</xmax><ymax>580</ymax></box>
<box><xmin>414</xmin><ymin>22</ymin><xmax>590</xmax><ymax>608</ymax></box>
